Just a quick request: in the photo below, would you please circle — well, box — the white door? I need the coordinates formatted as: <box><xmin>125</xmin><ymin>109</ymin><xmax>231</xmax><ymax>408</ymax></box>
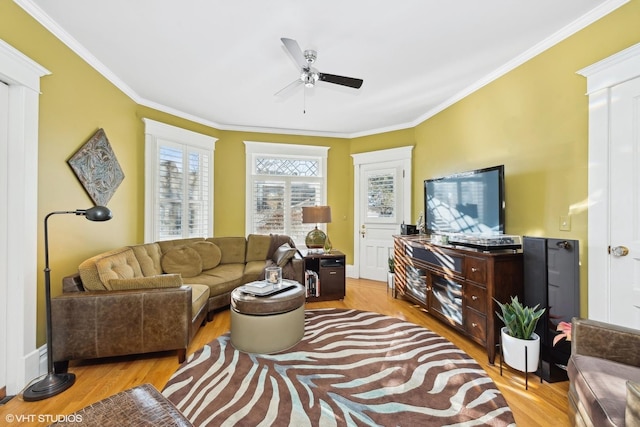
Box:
<box><xmin>358</xmin><ymin>162</ymin><xmax>404</xmax><ymax>281</ymax></box>
<box><xmin>353</xmin><ymin>147</ymin><xmax>413</xmax><ymax>281</ymax></box>
<box><xmin>608</xmin><ymin>77</ymin><xmax>640</xmax><ymax>329</ymax></box>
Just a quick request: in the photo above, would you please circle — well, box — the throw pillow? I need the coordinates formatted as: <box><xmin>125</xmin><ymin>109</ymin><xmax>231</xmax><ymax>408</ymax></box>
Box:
<box><xmin>161</xmin><ymin>246</ymin><xmax>203</xmax><ymax>278</ymax></box>
<box><xmin>108</xmin><ymin>274</ymin><xmax>183</xmax><ymax>291</ymax></box>
<box><xmin>189</xmin><ymin>241</ymin><xmax>222</xmax><ymax>270</ymax></box>
<box><xmin>272</xmin><ymin>243</ymin><xmax>297</xmax><ymax>268</ymax></box>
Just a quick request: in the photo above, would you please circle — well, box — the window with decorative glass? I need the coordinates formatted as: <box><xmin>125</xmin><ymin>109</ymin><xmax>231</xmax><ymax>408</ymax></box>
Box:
<box><xmin>245</xmin><ymin>142</ymin><xmax>328</xmax><ymax>245</ymax></box>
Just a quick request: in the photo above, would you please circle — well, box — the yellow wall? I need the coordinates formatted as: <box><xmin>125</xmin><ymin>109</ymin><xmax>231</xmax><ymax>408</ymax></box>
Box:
<box><xmin>3</xmin><ymin>0</ymin><xmax>640</xmax><ymax>344</ymax></box>
<box><xmin>352</xmin><ymin>0</ymin><xmax>640</xmax><ymax>316</ymax></box>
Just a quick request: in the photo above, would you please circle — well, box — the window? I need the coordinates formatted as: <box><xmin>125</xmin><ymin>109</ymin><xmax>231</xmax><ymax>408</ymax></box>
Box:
<box><xmin>144</xmin><ymin>119</ymin><xmax>217</xmax><ymax>242</ymax></box>
<box><xmin>367</xmin><ymin>171</ymin><xmax>396</xmax><ymax>219</ymax></box>
<box><xmin>245</xmin><ymin>141</ymin><xmax>329</xmax><ymax>245</ymax></box>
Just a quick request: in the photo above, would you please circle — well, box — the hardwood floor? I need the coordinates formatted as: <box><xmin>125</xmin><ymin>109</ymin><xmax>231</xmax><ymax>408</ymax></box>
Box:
<box><xmin>0</xmin><ymin>279</ymin><xmax>569</xmax><ymax>426</ymax></box>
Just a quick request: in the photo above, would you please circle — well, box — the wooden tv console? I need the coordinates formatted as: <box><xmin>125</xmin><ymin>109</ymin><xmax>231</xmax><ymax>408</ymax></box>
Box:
<box><xmin>393</xmin><ymin>235</ymin><xmax>524</xmax><ymax>364</ymax></box>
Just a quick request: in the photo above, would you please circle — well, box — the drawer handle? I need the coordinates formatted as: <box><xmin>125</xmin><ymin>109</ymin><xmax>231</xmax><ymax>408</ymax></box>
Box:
<box><xmin>471</xmin><ymin>267</ymin><xmax>479</xmax><ymax>273</ymax></box>
<box><xmin>471</xmin><ymin>295</ymin><xmax>478</xmax><ymax>301</ymax></box>
<box><xmin>472</xmin><ymin>322</ymin><xmax>478</xmax><ymax>328</ymax></box>
<box><xmin>329</xmin><ymin>271</ymin><xmax>336</xmax><ymax>275</ymax></box>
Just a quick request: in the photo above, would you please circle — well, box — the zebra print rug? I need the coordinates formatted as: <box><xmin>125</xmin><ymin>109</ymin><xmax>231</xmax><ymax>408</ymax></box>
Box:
<box><xmin>163</xmin><ymin>309</ymin><xmax>515</xmax><ymax>426</ymax></box>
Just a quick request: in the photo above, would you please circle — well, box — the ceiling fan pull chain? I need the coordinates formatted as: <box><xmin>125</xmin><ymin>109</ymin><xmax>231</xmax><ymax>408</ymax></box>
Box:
<box><xmin>303</xmin><ymin>87</ymin><xmax>307</xmax><ymax>114</ymax></box>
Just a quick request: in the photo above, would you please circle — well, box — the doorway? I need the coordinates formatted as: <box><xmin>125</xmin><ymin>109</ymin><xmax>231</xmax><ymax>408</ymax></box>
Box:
<box><xmin>580</xmin><ymin>42</ymin><xmax>640</xmax><ymax>329</ymax></box>
<box><xmin>352</xmin><ymin>147</ymin><xmax>413</xmax><ymax>281</ymax></box>
<box><xmin>0</xmin><ymin>40</ymin><xmax>49</xmax><ymax>395</ymax></box>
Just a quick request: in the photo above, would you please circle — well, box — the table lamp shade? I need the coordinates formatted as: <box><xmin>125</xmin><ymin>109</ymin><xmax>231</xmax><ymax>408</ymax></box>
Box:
<box><xmin>302</xmin><ymin>206</ymin><xmax>331</xmax><ymax>249</ymax></box>
<box><xmin>302</xmin><ymin>206</ymin><xmax>331</xmax><ymax>224</ymax></box>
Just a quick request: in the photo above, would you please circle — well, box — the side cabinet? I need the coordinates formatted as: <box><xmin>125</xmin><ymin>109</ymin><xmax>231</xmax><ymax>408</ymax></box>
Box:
<box><xmin>304</xmin><ymin>251</ymin><xmax>346</xmax><ymax>302</ymax></box>
<box><xmin>393</xmin><ymin>236</ymin><xmax>524</xmax><ymax>364</ymax></box>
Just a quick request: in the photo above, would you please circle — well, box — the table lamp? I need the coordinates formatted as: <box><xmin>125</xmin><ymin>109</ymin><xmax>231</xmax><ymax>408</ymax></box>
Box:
<box><xmin>302</xmin><ymin>206</ymin><xmax>331</xmax><ymax>250</ymax></box>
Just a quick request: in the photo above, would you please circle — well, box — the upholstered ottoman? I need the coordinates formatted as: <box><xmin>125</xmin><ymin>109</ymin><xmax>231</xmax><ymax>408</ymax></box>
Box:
<box><xmin>230</xmin><ymin>281</ymin><xmax>305</xmax><ymax>353</ymax></box>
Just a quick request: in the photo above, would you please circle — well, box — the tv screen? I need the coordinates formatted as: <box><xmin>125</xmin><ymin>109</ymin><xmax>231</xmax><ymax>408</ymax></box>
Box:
<box><xmin>424</xmin><ymin>165</ymin><xmax>505</xmax><ymax>236</ymax></box>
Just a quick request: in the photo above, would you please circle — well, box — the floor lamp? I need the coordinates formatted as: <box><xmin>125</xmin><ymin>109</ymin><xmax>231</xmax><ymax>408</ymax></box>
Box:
<box><xmin>23</xmin><ymin>206</ymin><xmax>113</xmax><ymax>402</ymax></box>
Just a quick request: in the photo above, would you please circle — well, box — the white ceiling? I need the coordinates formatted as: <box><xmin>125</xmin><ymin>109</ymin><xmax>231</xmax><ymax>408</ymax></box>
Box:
<box><xmin>18</xmin><ymin>0</ymin><xmax>623</xmax><ymax>137</ymax></box>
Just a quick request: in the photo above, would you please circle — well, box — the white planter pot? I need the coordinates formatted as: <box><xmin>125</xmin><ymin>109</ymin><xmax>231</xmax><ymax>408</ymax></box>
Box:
<box><xmin>387</xmin><ymin>272</ymin><xmax>395</xmax><ymax>289</ymax></box>
<box><xmin>501</xmin><ymin>327</ymin><xmax>540</xmax><ymax>373</ymax></box>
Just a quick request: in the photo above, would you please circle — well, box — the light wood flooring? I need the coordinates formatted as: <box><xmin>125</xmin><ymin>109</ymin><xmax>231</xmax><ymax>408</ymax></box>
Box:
<box><xmin>0</xmin><ymin>279</ymin><xmax>569</xmax><ymax>426</ymax></box>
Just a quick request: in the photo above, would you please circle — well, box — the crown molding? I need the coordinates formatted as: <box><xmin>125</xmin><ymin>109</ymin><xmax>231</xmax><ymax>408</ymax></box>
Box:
<box><xmin>408</xmin><ymin>0</ymin><xmax>630</xmax><ymax>130</ymax></box>
<box><xmin>14</xmin><ymin>0</ymin><xmax>139</xmax><ymax>101</ymax></box>
<box><xmin>14</xmin><ymin>0</ymin><xmax>629</xmax><ymax>139</ymax></box>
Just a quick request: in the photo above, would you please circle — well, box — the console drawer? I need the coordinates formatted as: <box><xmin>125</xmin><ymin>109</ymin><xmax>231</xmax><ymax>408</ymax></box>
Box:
<box><xmin>465</xmin><ymin>309</ymin><xmax>487</xmax><ymax>343</ymax></box>
<box><xmin>465</xmin><ymin>256</ymin><xmax>487</xmax><ymax>285</ymax></box>
<box><xmin>465</xmin><ymin>282</ymin><xmax>487</xmax><ymax>314</ymax></box>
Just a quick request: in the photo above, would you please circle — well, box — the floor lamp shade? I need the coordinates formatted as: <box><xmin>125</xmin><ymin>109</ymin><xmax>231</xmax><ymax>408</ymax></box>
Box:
<box><xmin>23</xmin><ymin>206</ymin><xmax>113</xmax><ymax>402</ymax></box>
<box><xmin>302</xmin><ymin>206</ymin><xmax>331</xmax><ymax>249</ymax></box>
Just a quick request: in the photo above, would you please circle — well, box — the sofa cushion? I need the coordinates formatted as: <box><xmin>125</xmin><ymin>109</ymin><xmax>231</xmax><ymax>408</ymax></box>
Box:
<box><xmin>273</xmin><ymin>243</ymin><xmax>297</xmax><ymax>267</ymax></box>
<box><xmin>246</xmin><ymin>234</ymin><xmax>272</xmax><ymax>262</ymax></box>
<box><xmin>206</xmin><ymin>237</ymin><xmax>247</xmax><ymax>264</ymax></box>
<box><xmin>187</xmin><ymin>263</ymin><xmax>245</xmax><ymax>295</ymax></box>
<box><xmin>78</xmin><ymin>247</ymin><xmax>142</xmax><ymax>291</ymax></box>
<box><xmin>157</xmin><ymin>238</ymin><xmax>205</xmax><ymax>254</ymax></box>
<box><xmin>243</xmin><ymin>260</ymin><xmax>267</xmax><ymax>283</ymax></box>
<box><xmin>130</xmin><ymin>243</ymin><xmax>163</xmax><ymax>276</ymax></box>
<box><xmin>190</xmin><ymin>241</ymin><xmax>222</xmax><ymax>270</ymax></box>
<box><xmin>107</xmin><ymin>274</ymin><xmax>183</xmax><ymax>291</ymax></box>
<box><xmin>568</xmin><ymin>354</ymin><xmax>640</xmax><ymax>427</ymax></box>
<box><xmin>187</xmin><ymin>284</ymin><xmax>210</xmax><ymax>320</ymax></box>
<box><xmin>95</xmin><ymin>248</ymin><xmax>144</xmax><ymax>289</ymax></box>
<box><xmin>161</xmin><ymin>246</ymin><xmax>203</xmax><ymax>278</ymax></box>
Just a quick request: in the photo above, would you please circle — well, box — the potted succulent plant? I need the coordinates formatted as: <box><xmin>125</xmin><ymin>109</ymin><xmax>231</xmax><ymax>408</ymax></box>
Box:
<box><xmin>387</xmin><ymin>256</ymin><xmax>395</xmax><ymax>290</ymax></box>
<box><xmin>495</xmin><ymin>296</ymin><xmax>546</xmax><ymax>373</ymax></box>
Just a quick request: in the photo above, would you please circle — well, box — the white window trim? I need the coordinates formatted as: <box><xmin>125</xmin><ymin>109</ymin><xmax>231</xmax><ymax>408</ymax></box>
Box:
<box><xmin>143</xmin><ymin>118</ymin><xmax>217</xmax><ymax>242</ymax></box>
<box><xmin>244</xmin><ymin>141</ymin><xmax>329</xmax><ymax>237</ymax></box>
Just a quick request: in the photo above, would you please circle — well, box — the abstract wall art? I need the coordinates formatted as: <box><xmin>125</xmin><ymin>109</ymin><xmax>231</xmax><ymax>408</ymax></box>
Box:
<box><xmin>68</xmin><ymin>128</ymin><xmax>124</xmax><ymax>206</ymax></box>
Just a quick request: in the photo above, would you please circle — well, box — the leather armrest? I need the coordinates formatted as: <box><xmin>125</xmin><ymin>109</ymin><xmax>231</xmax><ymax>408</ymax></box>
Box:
<box><xmin>51</xmin><ymin>286</ymin><xmax>192</xmax><ymax>362</ymax></box>
<box><xmin>290</xmin><ymin>258</ymin><xmax>305</xmax><ymax>286</ymax></box>
<box><xmin>572</xmin><ymin>318</ymin><xmax>640</xmax><ymax>367</ymax></box>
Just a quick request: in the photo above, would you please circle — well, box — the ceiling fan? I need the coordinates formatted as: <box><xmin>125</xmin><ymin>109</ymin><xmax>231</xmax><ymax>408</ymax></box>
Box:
<box><xmin>276</xmin><ymin>37</ymin><xmax>364</xmax><ymax>96</ymax></box>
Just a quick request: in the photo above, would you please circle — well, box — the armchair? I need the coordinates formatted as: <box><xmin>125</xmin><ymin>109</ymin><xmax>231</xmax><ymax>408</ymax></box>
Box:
<box><xmin>567</xmin><ymin>318</ymin><xmax>640</xmax><ymax>426</ymax></box>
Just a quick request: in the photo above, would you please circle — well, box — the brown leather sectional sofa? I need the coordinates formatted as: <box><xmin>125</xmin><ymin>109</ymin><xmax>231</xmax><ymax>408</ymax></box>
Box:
<box><xmin>567</xmin><ymin>318</ymin><xmax>640</xmax><ymax>426</ymax></box>
<box><xmin>51</xmin><ymin>234</ymin><xmax>303</xmax><ymax>372</ymax></box>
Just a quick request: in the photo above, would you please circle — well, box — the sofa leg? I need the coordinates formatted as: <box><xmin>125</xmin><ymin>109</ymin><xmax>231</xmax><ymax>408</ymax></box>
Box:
<box><xmin>54</xmin><ymin>360</ymin><xmax>69</xmax><ymax>374</ymax></box>
<box><xmin>177</xmin><ymin>348</ymin><xmax>186</xmax><ymax>364</ymax></box>
<box><xmin>207</xmin><ymin>311</ymin><xmax>215</xmax><ymax>322</ymax></box>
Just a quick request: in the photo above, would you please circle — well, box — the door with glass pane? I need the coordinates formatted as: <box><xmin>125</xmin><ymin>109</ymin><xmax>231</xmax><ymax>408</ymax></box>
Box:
<box><xmin>358</xmin><ymin>161</ymin><xmax>404</xmax><ymax>281</ymax></box>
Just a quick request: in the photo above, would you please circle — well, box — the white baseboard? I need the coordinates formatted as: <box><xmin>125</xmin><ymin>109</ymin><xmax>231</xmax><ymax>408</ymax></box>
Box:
<box><xmin>10</xmin><ymin>346</ymin><xmax>42</xmax><ymax>395</ymax></box>
<box><xmin>346</xmin><ymin>265</ymin><xmax>357</xmax><ymax>278</ymax></box>
<box><xmin>37</xmin><ymin>344</ymin><xmax>47</xmax><ymax>376</ymax></box>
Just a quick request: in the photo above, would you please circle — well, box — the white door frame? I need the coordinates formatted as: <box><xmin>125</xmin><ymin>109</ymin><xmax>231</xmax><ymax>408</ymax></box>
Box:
<box><xmin>578</xmin><ymin>42</ymin><xmax>640</xmax><ymax>322</ymax></box>
<box><xmin>351</xmin><ymin>146</ymin><xmax>413</xmax><ymax>279</ymax></box>
<box><xmin>0</xmin><ymin>39</ymin><xmax>49</xmax><ymax>395</ymax></box>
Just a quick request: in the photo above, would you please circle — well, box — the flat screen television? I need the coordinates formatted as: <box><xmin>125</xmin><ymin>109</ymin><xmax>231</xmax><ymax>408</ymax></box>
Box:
<box><xmin>424</xmin><ymin>165</ymin><xmax>505</xmax><ymax>236</ymax></box>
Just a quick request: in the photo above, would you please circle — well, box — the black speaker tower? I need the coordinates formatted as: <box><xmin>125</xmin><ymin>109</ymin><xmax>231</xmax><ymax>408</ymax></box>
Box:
<box><xmin>523</xmin><ymin>237</ymin><xmax>579</xmax><ymax>383</ymax></box>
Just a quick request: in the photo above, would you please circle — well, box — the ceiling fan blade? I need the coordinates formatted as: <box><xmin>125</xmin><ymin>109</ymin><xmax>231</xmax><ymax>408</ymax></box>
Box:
<box><xmin>274</xmin><ymin>78</ymin><xmax>303</xmax><ymax>97</ymax></box>
<box><xmin>281</xmin><ymin>38</ymin><xmax>308</xmax><ymax>69</ymax></box>
<box><xmin>319</xmin><ymin>73</ymin><xmax>363</xmax><ymax>89</ymax></box>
